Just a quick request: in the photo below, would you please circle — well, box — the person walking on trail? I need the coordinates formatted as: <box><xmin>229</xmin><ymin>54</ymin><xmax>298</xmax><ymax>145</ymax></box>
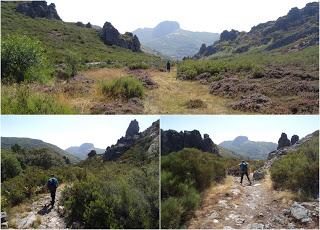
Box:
<box><xmin>166</xmin><ymin>60</ymin><xmax>171</xmax><ymax>72</ymax></box>
<box><xmin>47</xmin><ymin>174</ymin><xmax>59</xmax><ymax>206</ymax></box>
<box><xmin>239</xmin><ymin>160</ymin><xmax>252</xmax><ymax>185</ymax></box>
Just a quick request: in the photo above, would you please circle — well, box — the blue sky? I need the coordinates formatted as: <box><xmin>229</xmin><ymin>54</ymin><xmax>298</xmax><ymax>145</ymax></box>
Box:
<box><xmin>49</xmin><ymin>0</ymin><xmax>313</xmax><ymax>33</ymax></box>
<box><xmin>1</xmin><ymin>115</ymin><xmax>159</xmax><ymax>149</ymax></box>
<box><xmin>161</xmin><ymin>115</ymin><xmax>319</xmax><ymax>144</ymax></box>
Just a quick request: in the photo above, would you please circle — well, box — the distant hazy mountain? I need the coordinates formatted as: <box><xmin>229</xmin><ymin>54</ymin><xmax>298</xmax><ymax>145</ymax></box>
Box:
<box><xmin>1</xmin><ymin>137</ymin><xmax>80</xmax><ymax>163</ymax></box>
<box><xmin>65</xmin><ymin>143</ymin><xmax>105</xmax><ymax>160</ymax></box>
<box><xmin>217</xmin><ymin>146</ymin><xmax>242</xmax><ymax>159</ymax></box>
<box><xmin>133</xmin><ymin>21</ymin><xmax>219</xmax><ymax>59</ymax></box>
<box><xmin>219</xmin><ymin>136</ymin><xmax>277</xmax><ymax>160</ymax></box>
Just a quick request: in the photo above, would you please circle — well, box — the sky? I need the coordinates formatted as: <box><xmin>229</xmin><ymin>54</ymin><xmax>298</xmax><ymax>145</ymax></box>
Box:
<box><xmin>1</xmin><ymin>115</ymin><xmax>159</xmax><ymax>149</ymax></box>
<box><xmin>161</xmin><ymin>115</ymin><xmax>319</xmax><ymax>144</ymax></box>
<box><xmin>48</xmin><ymin>0</ymin><xmax>314</xmax><ymax>33</ymax></box>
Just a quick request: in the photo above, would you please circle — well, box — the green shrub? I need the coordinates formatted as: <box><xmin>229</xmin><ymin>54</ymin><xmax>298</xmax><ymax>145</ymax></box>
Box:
<box><xmin>271</xmin><ymin>133</ymin><xmax>319</xmax><ymax>199</ymax></box>
<box><xmin>1</xmin><ymin>85</ymin><xmax>74</xmax><ymax>114</ymax></box>
<box><xmin>161</xmin><ymin>197</ymin><xmax>183</xmax><ymax>229</ymax></box>
<box><xmin>128</xmin><ymin>62</ymin><xmax>149</xmax><ymax>70</ymax></box>
<box><xmin>65</xmin><ymin>53</ymin><xmax>80</xmax><ymax>77</ymax></box>
<box><xmin>1</xmin><ymin>34</ymin><xmax>52</xmax><ymax>83</ymax></box>
<box><xmin>101</xmin><ymin>76</ymin><xmax>144</xmax><ymax>99</ymax></box>
<box><xmin>161</xmin><ymin>148</ymin><xmax>226</xmax><ymax>228</ymax></box>
<box><xmin>1</xmin><ymin>152</ymin><xmax>22</xmax><ymax>181</ymax></box>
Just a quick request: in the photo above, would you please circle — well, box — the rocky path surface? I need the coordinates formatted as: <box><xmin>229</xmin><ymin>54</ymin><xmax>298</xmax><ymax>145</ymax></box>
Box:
<box><xmin>14</xmin><ymin>184</ymin><xmax>67</xmax><ymax>229</ymax></box>
<box><xmin>188</xmin><ymin>175</ymin><xmax>319</xmax><ymax>229</ymax></box>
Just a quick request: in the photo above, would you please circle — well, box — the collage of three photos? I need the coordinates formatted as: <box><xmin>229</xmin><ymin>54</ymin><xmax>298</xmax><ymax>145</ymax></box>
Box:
<box><xmin>1</xmin><ymin>0</ymin><xmax>319</xmax><ymax>229</ymax></box>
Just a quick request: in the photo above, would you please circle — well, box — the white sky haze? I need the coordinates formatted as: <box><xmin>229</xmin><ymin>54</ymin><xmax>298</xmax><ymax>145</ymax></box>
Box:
<box><xmin>48</xmin><ymin>0</ymin><xmax>314</xmax><ymax>33</ymax></box>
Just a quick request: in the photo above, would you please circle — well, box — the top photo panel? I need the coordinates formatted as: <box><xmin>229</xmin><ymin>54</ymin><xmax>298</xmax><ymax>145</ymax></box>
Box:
<box><xmin>1</xmin><ymin>0</ymin><xmax>319</xmax><ymax>115</ymax></box>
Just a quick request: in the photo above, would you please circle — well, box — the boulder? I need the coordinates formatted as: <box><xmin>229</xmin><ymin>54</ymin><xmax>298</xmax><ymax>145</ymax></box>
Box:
<box><xmin>16</xmin><ymin>1</ymin><xmax>61</xmax><ymax>20</ymax></box>
<box><xmin>100</xmin><ymin>22</ymin><xmax>141</xmax><ymax>52</ymax></box>
<box><xmin>125</xmin><ymin>119</ymin><xmax>139</xmax><ymax>137</ymax></box>
<box><xmin>277</xmin><ymin>133</ymin><xmax>291</xmax><ymax>149</ymax></box>
<box><xmin>87</xmin><ymin>150</ymin><xmax>97</xmax><ymax>158</ymax></box>
<box><xmin>253</xmin><ymin>170</ymin><xmax>265</xmax><ymax>180</ymax></box>
<box><xmin>291</xmin><ymin>135</ymin><xmax>299</xmax><ymax>145</ymax></box>
<box><xmin>290</xmin><ymin>202</ymin><xmax>311</xmax><ymax>222</ymax></box>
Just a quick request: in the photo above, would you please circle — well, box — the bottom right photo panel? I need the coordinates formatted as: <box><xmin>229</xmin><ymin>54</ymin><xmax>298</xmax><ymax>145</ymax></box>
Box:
<box><xmin>160</xmin><ymin>115</ymin><xmax>319</xmax><ymax>229</ymax></box>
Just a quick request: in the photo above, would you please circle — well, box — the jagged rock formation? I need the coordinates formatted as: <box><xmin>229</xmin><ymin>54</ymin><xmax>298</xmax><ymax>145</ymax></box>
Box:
<box><xmin>194</xmin><ymin>2</ymin><xmax>319</xmax><ymax>58</ymax></box>
<box><xmin>262</xmin><ymin>130</ymin><xmax>318</xmax><ymax>169</ymax></box>
<box><xmin>277</xmin><ymin>133</ymin><xmax>291</xmax><ymax>149</ymax></box>
<box><xmin>100</xmin><ymin>22</ymin><xmax>141</xmax><ymax>52</ymax></box>
<box><xmin>103</xmin><ymin>120</ymin><xmax>159</xmax><ymax>161</ymax></box>
<box><xmin>125</xmin><ymin>119</ymin><xmax>139</xmax><ymax>137</ymax></box>
<box><xmin>291</xmin><ymin>134</ymin><xmax>299</xmax><ymax>145</ymax></box>
<box><xmin>16</xmin><ymin>1</ymin><xmax>61</xmax><ymax>20</ymax></box>
<box><xmin>161</xmin><ymin>129</ymin><xmax>219</xmax><ymax>156</ymax></box>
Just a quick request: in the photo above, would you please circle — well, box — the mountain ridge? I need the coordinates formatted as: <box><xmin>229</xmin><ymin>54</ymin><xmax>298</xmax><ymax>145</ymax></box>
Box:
<box><xmin>65</xmin><ymin>143</ymin><xmax>105</xmax><ymax>160</ymax></box>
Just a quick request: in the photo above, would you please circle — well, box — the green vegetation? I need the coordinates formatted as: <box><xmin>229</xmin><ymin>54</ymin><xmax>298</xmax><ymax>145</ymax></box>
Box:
<box><xmin>128</xmin><ymin>62</ymin><xmax>149</xmax><ymax>70</ymax></box>
<box><xmin>1</xmin><ymin>34</ymin><xmax>52</xmax><ymax>83</ymax></box>
<box><xmin>1</xmin><ymin>2</ymin><xmax>161</xmax><ymax>66</ymax></box>
<box><xmin>1</xmin><ymin>85</ymin><xmax>74</xmax><ymax>114</ymax></box>
<box><xmin>101</xmin><ymin>76</ymin><xmax>144</xmax><ymax>99</ymax></box>
<box><xmin>271</xmin><ymin>132</ymin><xmax>319</xmax><ymax>200</ymax></box>
<box><xmin>161</xmin><ymin>148</ymin><xmax>226</xmax><ymax>228</ymax></box>
<box><xmin>177</xmin><ymin>59</ymin><xmax>262</xmax><ymax>80</ymax></box>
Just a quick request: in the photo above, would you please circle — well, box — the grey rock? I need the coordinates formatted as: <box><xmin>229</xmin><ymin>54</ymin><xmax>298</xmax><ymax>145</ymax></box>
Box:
<box><xmin>253</xmin><ymin>170</ymin><xmax>265</xmax><ymax>180</ymax></box>
<box><xmin>100</xmin><ymin>22</ymin><xmax>141</xmax><ymax>52</ymax></box>
<box><xmin>291</xmin><ymin>135</ymin><xmax>299</xmax><ymax>145</ymax></box>
<box><xmin>125</xmin><ymin>119</ymin><xmax>139</xmax><ymax>137</ymax></box>
<box><xmin>287</xmin><ymin>222</ymin><xmax>295</xmax><ymax>229</ymax></box>
<box><xmin>16</xmin><ymin>1</ymin><xmax>61</xmax><ymax>20</ymax></box>
<box><xmin>1</xmin><ymin>212</ymin><xmax>7</xmax><ymax>223</ymax></box>
<box><xmin>246</xmin><ymin>223</ymin><xmax>264</xmax><ymax>229</ymax></box>
<box><xmin>277</xmin><ymin>133</ymin><xmax>291</xmax><ymax>149</ymax></box>
<box><xmin>290</xmin><ymin>202</ymin><xmax>311</xmax><ymax>222</ymax></box>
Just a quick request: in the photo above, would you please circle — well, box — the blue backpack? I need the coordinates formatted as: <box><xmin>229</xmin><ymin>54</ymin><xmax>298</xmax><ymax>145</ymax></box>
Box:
<box><xmin>48</xmin><ymin>178</ymin><xmax>58</xmax><ymax>191</ymax></box>
<box><xmin>240</xmin><ymin>162</ymin><xmax>248</xmax><ymax>172</ymax></box>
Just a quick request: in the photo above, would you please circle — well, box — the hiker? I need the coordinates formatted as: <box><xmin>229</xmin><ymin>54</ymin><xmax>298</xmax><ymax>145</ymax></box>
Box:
<box><xmin>47</xmin><ymin>174</ymin><xmax>59</xmax><ymax>206</ymax></box>
<box><xmin>166</xmin><ymin>60</ymin><xmax>171</xmax><ymax>72</ymax></box>
<box><xmin>239</xmin><ymin>160</ymin><xmax>252</xmax><ymax>185</ymax></box>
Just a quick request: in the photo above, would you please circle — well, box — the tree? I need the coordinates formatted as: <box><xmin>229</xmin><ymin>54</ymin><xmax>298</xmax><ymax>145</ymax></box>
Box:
<box><xmin>11</xmin><ymin>144</ymin><xmax>22</xmax><ymax>153</ymax></box>
<box><xmin>88</xmin><ymin>150</ymin><xmax>97</xmax><ymax>158</ymax></box>
<box><xmin>1</xmin><ymin>34</ymin><xmax>50</xmax><ymax>83</ymax></box>
<box><xmin>1</xmin><ymin>153</ymin><xmax>22</xmax><ymax>181</ymax></box>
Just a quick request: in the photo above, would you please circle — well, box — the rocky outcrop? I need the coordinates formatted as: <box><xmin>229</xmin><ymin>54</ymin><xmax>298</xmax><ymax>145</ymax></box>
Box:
<box><xmin>277</xmin><ymin>133</ymin><xmax>291</xmax><ymax>149</ymax></box>
<box><xmin>100</xmin><ymin>22</ymin><xmax>141</xmax><ymax>52</ymax></box>
<box><xmin>103</xmin><ymin>120</ymin><xmax>159</xmax><ymax>161</ymax></box>
<box><xmin>291</xmin><ymin>135</ymin><xmax>299</xmax><ymax>145</ymax></box>
<box><xmin>161</xmin><ymin>129</ymin><xmax>220</xmax><ymax>156</ymax></box>
<box><xmin>125</xmin><ymin>119</ymin><xmax>139</xmax><ymax>137</ymax></box>
<box><xmin>193</xmin><ymin>2</ymin><xmax>319</xmax><ymax>58</ymax></box>
<box><xmin>16</xmin><ymin>1</ymin><xmax>61</xmax><ymax>20</ymax></box>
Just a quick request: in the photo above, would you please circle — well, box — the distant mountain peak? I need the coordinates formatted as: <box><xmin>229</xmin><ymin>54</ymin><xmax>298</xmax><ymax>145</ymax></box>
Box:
<box><xmin>153</xmin><ymin>21</ymin><xmax>180</xmax><ymax>37</ymax></box>
<box><xmin>233</xmin><ymin>136</ymin><xmax>249</xmax><ymax>144</ymax></box>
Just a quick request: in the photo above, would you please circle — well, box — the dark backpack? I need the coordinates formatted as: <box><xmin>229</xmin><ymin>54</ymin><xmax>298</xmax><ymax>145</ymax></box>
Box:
<box><xmin>48</xmin><ymin>178</ymin><xmax>57</xmax><ymax>191</ymax></box>
<box><xmin>240</xmin><ymin>162</ymin><xmax>248</xmax><ymax>172</ymax></box>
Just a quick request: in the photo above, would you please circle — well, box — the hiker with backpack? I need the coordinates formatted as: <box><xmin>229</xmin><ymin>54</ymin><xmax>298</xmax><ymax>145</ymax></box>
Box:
<box><xmin>166</xmin><ymin>60</ymin><xmax>171</xmax><ymax>72</ymax></box>
<box><xmin>239</xmin><ymin>160</ymin><xmax>252</xmax><ymax>185</ymax></box>
<box><xmin>47</xmin><ymin>174</ymin><xmax>59</xmax><ymax>206</ymax></box>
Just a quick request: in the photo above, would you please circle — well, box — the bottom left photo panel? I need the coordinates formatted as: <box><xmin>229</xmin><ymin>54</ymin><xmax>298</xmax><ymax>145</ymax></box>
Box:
<box><xmin>1</xmin><ymin>115</ymin><xmax>160</xmax><ymax>229</ymax></box>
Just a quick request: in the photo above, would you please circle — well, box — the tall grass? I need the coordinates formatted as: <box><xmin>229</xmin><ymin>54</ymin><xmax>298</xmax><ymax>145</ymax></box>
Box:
<box><xmin>100</xmin><ymin>76</ymin><xmax>144</xmax><ymax>99</ymax></box>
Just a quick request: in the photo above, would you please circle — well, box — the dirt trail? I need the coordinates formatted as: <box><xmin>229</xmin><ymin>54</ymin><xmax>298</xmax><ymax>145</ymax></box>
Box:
<box><xmin>12</xmin><ymin>184</ymin><xmax>67</xmax><ymax>229</ymax></box>
<box><xmin>187</xmin><ymin>175</ymin><xmax>318</xmax><ymax>229</ymax></box>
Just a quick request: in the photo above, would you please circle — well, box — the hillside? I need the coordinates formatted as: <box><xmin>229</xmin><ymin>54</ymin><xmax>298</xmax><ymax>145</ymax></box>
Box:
<box><xmin>219</xmin><ymin>136</ymin><xmax>277</xmax><ymax>160</ymax></box>
<box><xmin>1</xmin><ymin>1</ymin><xmax>160</xmax><ymax>65</ymax></box>
<box><xmin>1</xmin><ymin>137</ymin><xmax>80</xmax><ymax>163</ymax></box>
<box><xmin>133</xmin><ymin>21</ymin><xmax>219</xmax><ymax>59</ymax></box>
<box><xmin>65</xmin><ymin>143</ymin><xmax>104</xmax><ymax>160</ymax></box>
<box><xmin>217</xmin><ymin>146</ymin><xmax>241</xmax><ymax>159</ymax></box>
<box><xmin>194</xmin><ymin>2</ymin><xmax>319</xmax><ymax>58</ymax></box>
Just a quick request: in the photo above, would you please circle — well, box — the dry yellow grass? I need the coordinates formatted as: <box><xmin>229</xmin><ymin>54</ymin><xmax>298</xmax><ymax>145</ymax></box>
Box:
<box><xmin>81</xmin><ymin>67</ymin><xmax>128</xmax><ymax>81</ymax></box>
<box><xmin>144</xmin><ymin>69</ymin><xmax>242</xmax><ymax>114</ymax></box>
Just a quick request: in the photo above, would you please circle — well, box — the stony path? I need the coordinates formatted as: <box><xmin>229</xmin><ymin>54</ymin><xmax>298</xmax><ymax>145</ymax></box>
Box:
<box><xmin>15</xmin><ymin>184</ymin><xmax>67</xmax><ymax>229</ymax></box>
<box><xmin>187</xmin><ymin>175</ymin><xmax>319</xmax><ymax>229</ymax></box>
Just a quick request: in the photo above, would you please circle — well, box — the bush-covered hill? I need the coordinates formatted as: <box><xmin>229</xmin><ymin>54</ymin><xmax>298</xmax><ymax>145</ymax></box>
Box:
<box><xmin>270</xmin><ymin>130</ymin><xmax>319</xmax><ymax>200</ymax></box>
<box><xmin>1</xmin><ymin>137</ymin><xmax>80</xmax><ymax>163</ymax></box>
<box><xmin>1</xmin><ymin>1</ymin><xmax>161</xmax><ymax>65</ymax></box>
<box><xmin>219</xmin><ymin>136</ymin><xmax>277</xmax><ymax>160</ymax></box>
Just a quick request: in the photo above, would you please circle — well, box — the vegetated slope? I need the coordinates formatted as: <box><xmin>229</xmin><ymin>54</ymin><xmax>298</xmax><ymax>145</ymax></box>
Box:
<box><xmin>219</xmin><ymin>136</ymin><xmax>277</xmax><ymax>160</ymax></box>
<box><xmin>194</xmin><ymin>2</ymin><xmax>319</xmax><ymax>58</ymax></box>
<box><xmin>1</xmin><ymin>2</ymin><xmax>160</xmax><ymax>65</ymax></box>
<box><xmin>217</xmin><ymin>146</ymin><xmax>242</xmax><ymax>159</ymax></box>
<box><xmin>1</xmin><ymin>137</ymin><xmax>80</xmax><ymax>163</ymax></box>
<box><xmin>133</xmin><ymin>21</ymin><xmax>219</xmax><ymax>59</ymax></box>
<box><xmin>177</xmin><ymin>2</ymin><xmax>319</xmax><ymax>114</ymax></box>
<box><xmin>65</xmin><ymin>143</ymin><xmax>104</xmax><ymax>160</ymax></box>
